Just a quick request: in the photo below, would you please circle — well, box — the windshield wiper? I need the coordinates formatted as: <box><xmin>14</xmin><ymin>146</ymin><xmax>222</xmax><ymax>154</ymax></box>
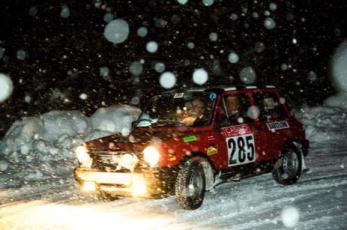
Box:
<box><xmin>133</xmin><ymin>118</ymin><xmax>156</xmax><ymax>128</ymax></box>
<box><xmin>151</xmin><ymin>119</ymin><xmax>187</xmax><ymax>127</ymax></box>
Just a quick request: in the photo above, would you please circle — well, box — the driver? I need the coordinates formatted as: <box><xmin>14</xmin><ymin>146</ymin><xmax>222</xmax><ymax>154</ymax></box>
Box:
<box><xmin>181</xmin><ymin>98</ymin><xmax>207</xmax><ymax>126</ymax></box>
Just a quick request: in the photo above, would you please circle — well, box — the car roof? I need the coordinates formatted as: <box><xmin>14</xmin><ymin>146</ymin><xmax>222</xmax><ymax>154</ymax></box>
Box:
<box><xmin>209</xmin><ymin>84</ymin><xmax>276</xmax><ymax>91</ymax></box>
<box><xmin>162</xmin><ymin>85</ymin><xmax>277</xmax><ymax>95</ymax></box>
<box><xmin>194</xmin><ymin>85</ymin><xmax>277</xmax><ymax>93</ymax></box>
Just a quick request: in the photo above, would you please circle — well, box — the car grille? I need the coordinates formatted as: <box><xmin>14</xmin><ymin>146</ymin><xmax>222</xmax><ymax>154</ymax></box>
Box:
<box><xmin>90</xmin><ymin>151</ymin><xmax>140</xmax><ymax>172</ymax></box>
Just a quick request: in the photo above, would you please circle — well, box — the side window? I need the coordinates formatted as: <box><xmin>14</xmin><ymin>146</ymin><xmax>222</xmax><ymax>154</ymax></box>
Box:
<box><xmin>253</xmin><ymin>92</ymin><xmax>288</xmax><ymax>121</ymax></box>
<box><xmin>220</xmin><ymin>93</ymin><xmax>253</xmax><ymax>125</ymax></box>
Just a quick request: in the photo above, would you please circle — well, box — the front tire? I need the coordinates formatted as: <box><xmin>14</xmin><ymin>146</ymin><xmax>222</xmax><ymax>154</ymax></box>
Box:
<box><xmin>175</xmin><ymin>157</ymin><xmax>206</xmax><ymax>210</ymax></box>
<box><xmin>273</xmin><ymin>146</ymin><xmax>303</xmax><ymax>185</ymax></box>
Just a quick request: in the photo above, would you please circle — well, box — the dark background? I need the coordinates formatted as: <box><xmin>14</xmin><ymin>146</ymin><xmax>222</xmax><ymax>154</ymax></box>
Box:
<box><xmin>0</xmin><ymin>0</ymin><xmax>346</xmax><ymax>138</ymax></box>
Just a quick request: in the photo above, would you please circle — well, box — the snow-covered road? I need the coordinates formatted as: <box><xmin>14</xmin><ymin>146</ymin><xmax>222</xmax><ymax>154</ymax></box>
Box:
<box><xmin>1</xmin><ymin>142</ymin><xmax>346</xmax><ymax>230</ymax></box>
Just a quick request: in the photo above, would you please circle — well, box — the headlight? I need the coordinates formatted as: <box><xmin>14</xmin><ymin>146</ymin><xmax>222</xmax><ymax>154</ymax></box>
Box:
<box><xmin>75</xmin><ymin>145</ymin><xmax>92</xmax><ymax>168</ymax></box>
<box><xmin>143</xmin><ymin>146</ymin><xmax>160</xmax><ymax>167</ymax></box>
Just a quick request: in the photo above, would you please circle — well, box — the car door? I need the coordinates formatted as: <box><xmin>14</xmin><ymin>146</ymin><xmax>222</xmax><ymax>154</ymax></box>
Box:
<box><xmin>216</xmin><ymin>91</ymin><xmax>268</xmax><ymax>168</ymax></box>
<box><xmin>252</xmin><ymin>90</ymin><xmax>291</xmax><ymax>160</ymax></box>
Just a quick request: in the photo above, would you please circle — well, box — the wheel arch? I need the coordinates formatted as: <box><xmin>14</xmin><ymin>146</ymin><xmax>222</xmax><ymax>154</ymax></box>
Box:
<box><xmin>281</xmin><ymin>138</ymin><xmax>308</xmax><ymax>157</ymax></box>
<box><xmin>180</xmin><ymin>151</ymin><xmax>215</xmax><ymax>190</ymax></box>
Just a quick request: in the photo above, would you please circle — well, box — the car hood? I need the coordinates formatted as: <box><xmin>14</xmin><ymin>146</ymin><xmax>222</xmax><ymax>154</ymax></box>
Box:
<box><xmin>85</xmin><ymin>128</ymin><xmax>205</xmax><ymax>152</ymax></box>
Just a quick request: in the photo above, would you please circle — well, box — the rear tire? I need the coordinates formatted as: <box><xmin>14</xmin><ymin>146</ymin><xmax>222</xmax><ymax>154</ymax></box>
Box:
<box><xmin>273</xmin><ymin>146</ymin><xmax>303</xmax><ymax>185</ymax></box>
<box><xmin>175</xmin><ymin>157</ymin><xmax>206</xmax><ymax>210</ymax></box>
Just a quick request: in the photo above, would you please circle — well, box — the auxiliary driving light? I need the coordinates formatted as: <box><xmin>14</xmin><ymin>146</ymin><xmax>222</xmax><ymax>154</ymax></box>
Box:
<box><xmin>82</xmin><ymin>181</ymin><xmax>96</xmax><ymax>192</ymax></box>
<box><xmin>131</xmin><ymin>181</ymin><xmax>147</xmax><ymax>196</ymax></box>
<box><xmin>143</xmin><ymin>146</ymin><xmax>160</xmax><ymax>167</ymax></box>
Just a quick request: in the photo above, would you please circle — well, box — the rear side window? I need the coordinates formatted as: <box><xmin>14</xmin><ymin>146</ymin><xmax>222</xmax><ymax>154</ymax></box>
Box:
<box><xmin>253</xmin><ymin>92</ymin><xmax>288</xmax><ymax>121</ymax></box>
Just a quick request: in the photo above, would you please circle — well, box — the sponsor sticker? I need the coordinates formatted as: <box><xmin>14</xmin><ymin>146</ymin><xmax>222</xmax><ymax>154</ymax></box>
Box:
<box><xmin>266</xmin><ymin>120</ymin><xmax>289</xmax><ymax>130</ymax></box>
<box><xmin>221</xmin><ymin>124</ymin><xmax>252</xmax><ymax>138</ymax></box>
<box><xmin>206</xmin><ymin>146</ymin><xmax>218</xmax><ymax>156</ymax></box>
<box><xmin>183</xmin><ymin>135</ymin><xmax>198</xmax><ymax>143</ymax></box>
<box><xmin>209</xmin><ymin>92</ymin><xmax>217</xmax><ymax>101</ymax></box>
<box><xmin>169</xmin><ymin>156</ymin><xmax>177</xmax><ymax>161</ymax></box>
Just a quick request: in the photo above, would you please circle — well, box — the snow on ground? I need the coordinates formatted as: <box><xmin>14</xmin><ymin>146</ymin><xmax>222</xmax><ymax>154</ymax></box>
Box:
<box><xmin>0</xmin><ymin>141</ymin><xmax>346</xmax><ymax>230</ymax></box>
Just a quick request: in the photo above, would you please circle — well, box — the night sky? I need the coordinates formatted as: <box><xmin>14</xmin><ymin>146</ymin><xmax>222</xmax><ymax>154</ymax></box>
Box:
<box><xmin>0</xmin><ymin>0</ymin><xmax>346</xmax><ymax>137</ymax></box>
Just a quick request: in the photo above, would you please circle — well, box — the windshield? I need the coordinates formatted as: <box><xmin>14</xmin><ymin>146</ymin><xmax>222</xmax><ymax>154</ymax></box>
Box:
<box><xmin>136</xmin><ymin>91</ymin><xmax>217</xmax><ymax>128</ymax></box>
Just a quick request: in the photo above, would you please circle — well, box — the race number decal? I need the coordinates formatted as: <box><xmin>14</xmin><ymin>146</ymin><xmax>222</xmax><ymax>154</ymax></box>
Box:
<box><xmin>222</xmin><ymin>124</ymin><xmax>256</xmax><ymax>166</ymax></box>
<box><xmin>226</xmin><ymin>134</ymin><xmax>255</xmax><ymax>165</ymax></box>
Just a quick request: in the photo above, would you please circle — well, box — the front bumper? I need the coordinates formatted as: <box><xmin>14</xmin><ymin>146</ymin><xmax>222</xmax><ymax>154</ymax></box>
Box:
<box><xmin>75</xmin><ymin>167</ymin><xmax>176</xmax><ymax>197</ymax></box>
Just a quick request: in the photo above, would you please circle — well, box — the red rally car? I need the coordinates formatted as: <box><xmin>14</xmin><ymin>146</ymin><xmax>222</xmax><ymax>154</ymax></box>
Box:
<box><xmin>74</xmin><ymin>85</ymin><xmax>309</xmax><ymax>209</ymax></box>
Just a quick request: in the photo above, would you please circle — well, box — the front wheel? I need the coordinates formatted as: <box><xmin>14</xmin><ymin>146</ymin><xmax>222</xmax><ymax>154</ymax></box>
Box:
<box><xmin>273</xmin><ymin>146</ymin><xmax>303</xmax><ymax>185</ymax></box>
<box><xmin>175</xmin><ymin>157</ymin><xmax>206</xmax><ymax>210</ymax></box>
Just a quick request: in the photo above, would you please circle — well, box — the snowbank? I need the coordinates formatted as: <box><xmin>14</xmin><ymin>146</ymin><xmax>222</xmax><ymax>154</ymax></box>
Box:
<box><xmin>296</xmin><ymin>105</ymin><xmax>347</xmax><ymax>143</ymax></box>
<box><xmin>90</xmin><ymin>105</ymin><xmax>140</xmax><ymax>138</ymax></box>
<box><xmin>0</xmin><ymin>105</ymin><xmax>141</xmax><ymax>188</ymax></box>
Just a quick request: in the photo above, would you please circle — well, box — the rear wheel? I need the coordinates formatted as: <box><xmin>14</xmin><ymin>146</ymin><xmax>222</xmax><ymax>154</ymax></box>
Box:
<box><xmin>175</xmin><ymin>157</ymin><xmax>206</xmax><ymax>210</ymax></box>
<box><xmin>273</xmin><ymin>146</ymin><xmax>303</xmax><ymax>185</ymax></box>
